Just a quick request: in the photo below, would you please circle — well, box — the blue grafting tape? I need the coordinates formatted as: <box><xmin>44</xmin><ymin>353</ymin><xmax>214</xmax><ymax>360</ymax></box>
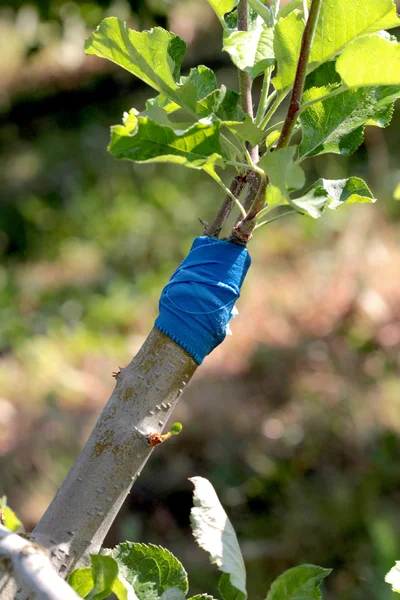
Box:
<box><xmin>155</xmin><ymin>236</ymin><xmax>251</xmax><ymax>364</ymax></box>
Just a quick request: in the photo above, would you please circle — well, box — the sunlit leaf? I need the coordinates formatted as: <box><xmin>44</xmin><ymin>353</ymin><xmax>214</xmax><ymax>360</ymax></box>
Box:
<box><xmin>85</xmin><ymin>19</ymin><xmax>186</xmax><ymax>103</ymax></box>
<box><xmin>223</xmin><ymin>25</ymin><xmax>274</xmax><ymax>78</ymax></box>
<box><xmin>190</xmin><ymin>477</ymin><xmax>247</xmax><ymax>596</ymax></box>
<box><xmin>291</xmin><ymin>177</ymin><xmax>376</xmax><ymax>219</ymax></box>
<box><xmin>0</xmin><ymin>497</ymin><xmax>22</xmax><ymax>533</ymax></box>
<box><xmin>106</xmin><ymin>542</ymin><xmax>188</xmax><ymax>600</ymax></box>
<box><xmin>266</xmin><ymin>565</ymin><xmax>331</xmax><ymax>600</ymax></box>
<box><xmin>299</xmin><ymin>84</ymin><xmax>400</xmax><ymax>159</ymax></box>
<box><xmin>386</xmin><ymin>562</ymin><xmax>400</xmax><ymax>593</ymax></box>
<box><xmin>273</xmin><ymin>0</ymin><xmax>400</xmax><ymax>92</ymax></box>
<box><xmin>68</xmin><ymin>556</ymin><xmax>138</xmax><ymax>600</ymax></box>
<box><xmin>258</xmin><ymin>147</ymin><xmax>305</xmax><ymax>206</ymax></box>
<box><xmin>219</xmin><ymin>573</ymin><xmax>246</xmax><ymax>600</ymax></box>
<box><xmin>109</xmin><ymin>113</ymin><xmax>227</xmax><ymax>179</ymax></box>
<box><xmin>337</xmin><ymin>35</ymin><xmax>400</xmax><ymax>88</ymax></box>
<box><xmin>205</xmin><ymin>0</ymin><xmax>238</xmax><ymax>26</ymax></box>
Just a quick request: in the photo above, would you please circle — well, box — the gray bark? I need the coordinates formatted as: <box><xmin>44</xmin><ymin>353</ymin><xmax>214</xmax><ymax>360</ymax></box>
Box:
<box><xmin>0</xmin><ymin>525</ymin><xmax>81</xmax><ymax>600</ymax></box>
<box><xmin>30</xmin><ymin>327</ymin><xmax>197</xmax><ymax>575</ymax></box>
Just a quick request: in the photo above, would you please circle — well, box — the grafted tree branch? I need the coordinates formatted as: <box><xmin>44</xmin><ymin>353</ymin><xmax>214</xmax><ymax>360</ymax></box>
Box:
<box><xmin>0</xmin><ymin>525</ymin><xmax>80</xmax><ymax>599</ymax></box>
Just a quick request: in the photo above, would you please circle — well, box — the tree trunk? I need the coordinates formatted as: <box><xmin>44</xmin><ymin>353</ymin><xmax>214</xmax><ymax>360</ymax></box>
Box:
<box><xmin>31</xmin><ymin>327</ymin><xmax>197</xmax><ymax>575</ymax></box>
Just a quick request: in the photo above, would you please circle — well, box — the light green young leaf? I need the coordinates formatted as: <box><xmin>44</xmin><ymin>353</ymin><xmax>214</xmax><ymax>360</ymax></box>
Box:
<box><xmin>196</xmin><ymin>86</ymin><xmax>243</xmax><ymax>121</ymax></box>
<box><xmin>86</xmin><ymin>18</ymin><xmax>239</xmax><ymax>122</ymax></box>
<box><xmin>291</xmin><ymin>177</ymin><xmax>376</xmax><ymax>219</ymax></box>
<box><xmin>386</xmin><ymin>561</ymin><xmax>400</xmax><ymax>593</ymax></box>
<box><xmin>205</xmin><ymin>0</ymin><xmax>238</xmax><ymax>26</ymax></box>
<box><xmin>219</xmin><ymin>573</ymin><xmax>246</xmax><ymax>600</ymax></box>
<box><xmin>224</xmin><ymin>114</ymin><xmax>264</xmax><ymax>146</ymax></box>
<box><xmin>109</xmin><ymin>113</ymin><xmax>227</xmax><ymax>178</ymax></box>
<box><xmin>106</xmin><ymin>542</ymin><xmax>189</xmax><ymax>600</ymax></box>
<box><xmin>223</xmin><ymin>25</ymin><xmax>274</xmax><ymax>78</ymax></box>
<box><xmin>69</xmin><ymin>556</ymin><xmax>138</xmax><ymax>600</ymax></box>
<box><xmin>190</xmin><ymin>477</ymin><xmax>247</xmax><ymax>596</ymax></box>
<box><xmin>0</xmin><ymin>497</ymin><xmax>22</xmax><ymax>533</ymax></box>
<box><xmin>266</xmin><ymin>565</ymin><xmax>332</xmax><ymax>600</ymax></box>
<box><xmin>272</xmin><ymin>10</ymin><xmax>305</xmax><ymax>93</ymax></box>
<box><xmin>85</xmin><ymin>19</ymin><xmax>185</xmax><ymax>103</ymax></box>
<box><xmin>86</xmin><ymin>555</ymin><xmax>119</xmax><ymax>599</ymax></box>
<box><xmin>273</xmin><ymin>0</ymin><xmax>400</xmax><ymax>92</ymax></box>
<box><xmin>258</xmin><ymin>147</ymin><xmax>305</xmax><ymax>206</ymax></box>
<box><xmin>394</xmin><ymin>183</ymin><xmax>400</xmax><ymax>200</ymax></box>
<box><xmin>299</xmin><ymin>84</ymin><xmax>400</xmax><ymax>159</ymax></box>
<box><xmin>68</xmin><ymin>567</ymin><xmax>94</xmax><ymax>598</ymax></box>
<box><xmin>337</xmin><ymin>35</ymin><xmax>400</xmax><ymax>88</ymax></box>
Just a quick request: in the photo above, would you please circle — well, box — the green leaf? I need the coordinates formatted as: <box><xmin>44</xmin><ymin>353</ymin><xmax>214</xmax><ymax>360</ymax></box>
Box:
<box><xmin>107</xmin><ymin>542</ymin><xmax>188</xmax><ymax>600</ymax></box>
<box><xmin>69</xmin><ymin>556</ymin><xmax>138</xmax><ymax>600</ymax></box>
<box><xmin>219</xmin><ymin>574</ymin><xmax>246</xmax><ymax>600</ymax></box>
<box><xmin>273</xmin><ymin>0</ymin><xmax>400</xmax><ymax>92</ymax></box>
<box><xmin>291</xmin><ymin>177</ymin><xmax>376</xmax><ymax>219</ymax></box>
<box><xmin>109</xmin><ymin>113</ymin><xmax>227</xmax><ymax>177</ymax></box>
<box><xmin>190</xmin><ymin>477</ymin><xmax>247</xmax><ymax>597</ymax></box>
<box><xmin>223</xmin><ymin>25</ymin><xmax>274</xmax><ymax>78</ymax></box>
<box><xmin>386</xmin><ymin>562</ymin><xmax>400</xmax><ymax>593</ymax></box>
<box><xmin>196</xmin><ymin>86</ymin><xmax>243</xmax><ymax>121</ymax></box>
<box><xmin>85</xmin><ymin>19</ymin><xmax>186</xmax><ymax>103</ymax></box>
<box><xmin>394</xmin><ymin>183</ymin><xmax>400</xmax><ymax>200</ymax></box>
<box><xmin>0</xmin><ymin>497</ymin><xmax>22</xmax><ymax>533</ymax></box>
<box><xmin>337</xmin><ymin>35</ymin><xmax>400</xmax><ymax>88</ymax></box>
<box><xmin>266</xmin><ymin>565</ymin><xmax>332</xmax><ymax>600</ymax></box>
<box><xmin>272</xmin><ymin>10</ymin><xmax>305</xmax><ymax>93</ymax></box>
<box><xmin>68</xmin><ymin>567</ymin><xmax>94</xmax><ymax>598</ymax></box>
<box><xmin>224</xmin><ymin>115</ymin><xmax>264</xmax><ymax>146</ymax></box>
<box><xmin>304</xmin><ymin>60</ymin><xmax>341</xmax><ymax>91</ymax></box>
<box><xmin>159</xmin><ymin>588</ymin><xmax>186</xmax><ymax>600</ymax></box>
<box><xmin>205</xmin><ymin>0</ymin><xmax>238</xmax><ymax>27</ymax></box>
<box><xmin>258</xmin><ymin>147</ymin><xmax>305</xmax><ymax>206</ymax></box>
<box><xmin>299</xmin><ymin>84</ymin><xmax>400</xmax><ymax>159</ymax></box>
<box><xmin>188</xmin><ymin>596</ymin><xmax>216</xmax><ymax>600</ymax></box>
<box><xmin>86</xmin><ymin>18</ymin><xmax>236</xmax><ymax>121</ymax></box>
<box><xmin>87</xmin><ymin>555</ymin><xmax>119</xmax><ymax>600</ymax></box>
<box><xmin>113</xmin><ymin>575</ymin><xmax>139</xmax><ymax>600</ymax></box>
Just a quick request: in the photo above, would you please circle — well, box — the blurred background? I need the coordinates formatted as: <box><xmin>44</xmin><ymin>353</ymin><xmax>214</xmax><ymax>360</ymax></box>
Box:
<box><xmin>1</xmin><ymin>0</ymin><xmax>400</xmax><ymax>598</ymax></box>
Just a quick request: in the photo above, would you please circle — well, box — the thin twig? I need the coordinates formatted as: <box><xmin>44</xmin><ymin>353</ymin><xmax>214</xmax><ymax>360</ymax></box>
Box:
<box><xmin>230</xmin><ymin>178</ymin><xmax>267</xmax><ymax>244</ymax></box>
<box><xmin>238</xmin><ymin>0</ymin><xmax>259</xmax><ymax>164</ymax></box>
<box><xmin>203</xmin><ymin>175</ymin><xmax>247</xmax><ymax>237</ymax></box>
<box><xmin>255</xmin><ymin>67</ymin><xmax>273</xmax><ymax>127</ymax></box>
<box><xmin>0</xmin><ymin>525</ymin><xmax>80</xmax><ymax>600</ymax></box>
<box><xmin>276</xmin><ymin>0</ymin><xmax>323</xmax><ymax>149</ymax></box>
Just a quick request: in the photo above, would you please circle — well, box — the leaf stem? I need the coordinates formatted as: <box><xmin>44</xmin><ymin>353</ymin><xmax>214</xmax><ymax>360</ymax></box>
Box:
<box><xmin>302</xmin><ymin>0</ymin><xmax>309</xmax><ymax>20</ymax></box>
<box><xmin>213</xmin><ymin>176</ymin><xmax>247</xmax><ymax>218</ymax></box>
<box><xmin>255</xmin><ymin>67</ymin><xmax>273</xmax><ymax>127</ymax></box>
<box><xmin>247</xmin><ymin>0</ymin><xmax>273</xmax><ymax>24</ymax></box>
<box><xmin>276</xmin><ymin>0</ymin><xmax>323</xmax><ymax>149</ymax></box>
<box><xmin>255</xmin><ymin>207</ymin><xmax>297</xmax><ymax>229</ymax></box>
<box><xmin>259</xmin><ymin>91</ymin><xmax>286</xmax><ymax>130</ymax></box>
<box><xmin>238</xmin><ymin>0</ymin><xmax>259</xmax><ymax>165</ymax></box>
<box><xmin>203</xmin><ymin>175</ymin><xmax>247</xmax><ymax>237</ymax></box>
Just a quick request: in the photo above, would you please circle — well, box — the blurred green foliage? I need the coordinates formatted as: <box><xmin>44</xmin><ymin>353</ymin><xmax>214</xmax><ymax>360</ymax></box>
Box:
<box><xmin>1</xmin><ymin>2</ymin><xmax>400</xmax><ymax>600</ymax></box>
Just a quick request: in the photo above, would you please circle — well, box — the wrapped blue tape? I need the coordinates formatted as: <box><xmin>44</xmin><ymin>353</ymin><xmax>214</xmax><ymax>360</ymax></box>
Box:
<box><xmin>155</xmin><ymin>236</ymin><xmax>251</xmax><ymax>364</ymax></box>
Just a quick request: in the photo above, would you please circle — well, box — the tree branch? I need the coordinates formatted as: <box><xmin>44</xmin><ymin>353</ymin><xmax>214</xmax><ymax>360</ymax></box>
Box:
<box><xmin>203</xmin><ymin>174</ymin><xmax>247</xmax><ymax>237</ymax></box>
<box><xmin>238</xmin><ymin>0</ymin><xmax>259</xmax><ymax>165</ymax></box>
<box><xmin>32</xmin><ymin>328</ymin><xmax>197</xmax><ymax>575</ymax></box>
<box><xmin>276</xmin><ymin>0</ymin><xmax>322</xmax><ymax>149</ymax></box>
<box><xmin>0</xmin><ymin>525</ymin><xmax>80</xmax><ymax>600</ymax></box>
